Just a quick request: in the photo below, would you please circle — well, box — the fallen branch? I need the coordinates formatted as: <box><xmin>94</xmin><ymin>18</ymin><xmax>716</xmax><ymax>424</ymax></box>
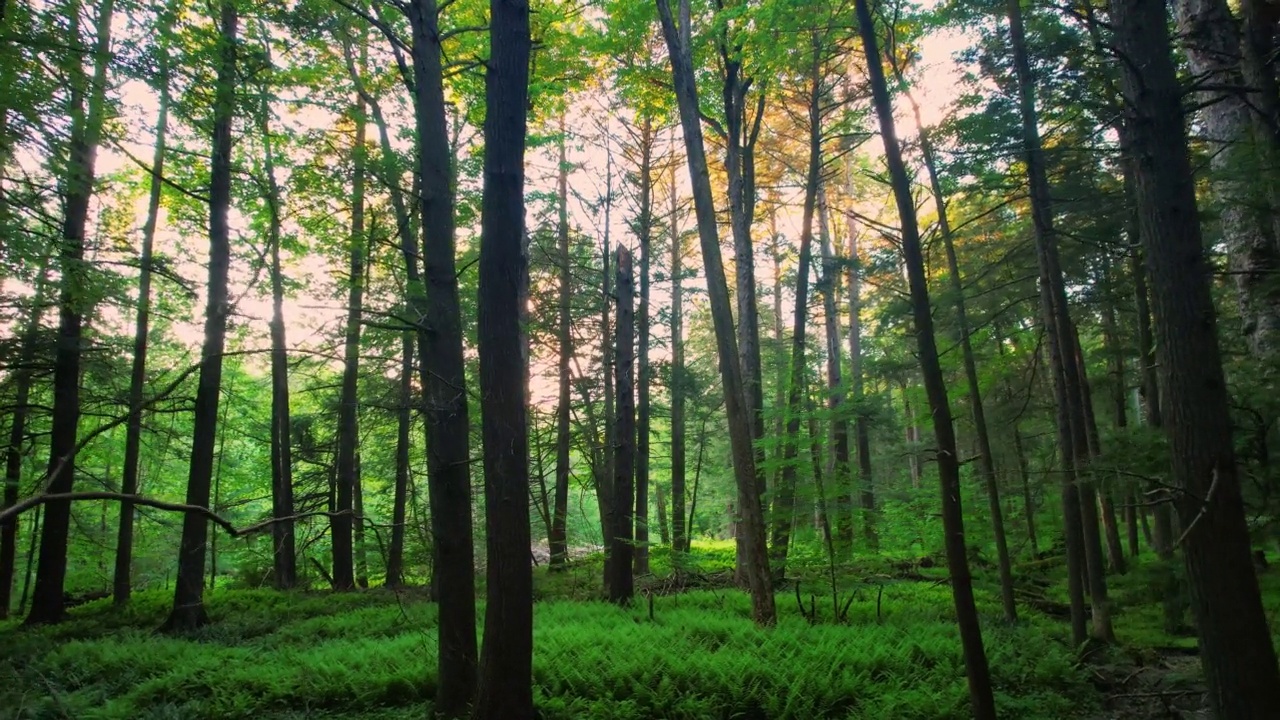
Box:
<box><xmin>1175</xmin><ymin>467</ymin><xmax>1219</xmax><ymax>547</ymax></box>
<box><xmin>0</xmin><ymin>491</ymin><xmax>354</xmax><ymax>538</ymax></box>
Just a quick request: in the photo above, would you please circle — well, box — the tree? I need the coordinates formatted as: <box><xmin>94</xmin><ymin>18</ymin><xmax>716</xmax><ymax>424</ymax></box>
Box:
<box><xmin>472</xmin><ymin>0</ymin><xmax>533</xmax><ymax>712</ymax></box>
<box><xmin>26</xmin><ymin>0</ymin><xmax>116</xmax><ymax>625</ymax></box>
<box><xmin>160</xmin><ymin>0</ymin><xmax>236</xmax><ymax>633</ymax></box>
<box><xmin>550</xmin><ymin>118</ymin><xmax>572</xmax><ymax>570</ymax></box>
<box><xmin>610</xmin><ymin>246</ymin><xmax>636</xmax><ymax>603</ymax></box>
<box><xmin>853</xmin><ymin>0</ymin><xmax>996</xmax><ymax>715</ymax></box>
<box><xmin>1112</xmin><ymin>0</ymin><xmax>1280</xmax><ymax>713</ymax></box>
<box><xmin>656</xmin><ymin>0</ymin><xmax>776</xmax><ymax>626</ymax></box>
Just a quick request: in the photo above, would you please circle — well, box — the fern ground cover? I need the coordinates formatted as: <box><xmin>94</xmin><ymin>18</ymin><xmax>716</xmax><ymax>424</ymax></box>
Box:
<box><xmin>0</xmin><ymin>564</ymin><xmax>1099</xmax><ymax>720</ymax></box>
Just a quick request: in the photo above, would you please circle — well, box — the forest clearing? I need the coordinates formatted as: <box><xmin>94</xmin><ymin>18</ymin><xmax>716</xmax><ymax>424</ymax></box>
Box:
<box><xmin>2</xmin><ymin>0</ymin><xmax>1280</xmax><ymax>716</ymax></box>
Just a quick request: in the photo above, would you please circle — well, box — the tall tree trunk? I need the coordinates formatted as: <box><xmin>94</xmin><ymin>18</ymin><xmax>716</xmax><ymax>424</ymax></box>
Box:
<box><xmin>1006</xmin><ymin>0</ymin><xmax>1112</xmax><ymax>644</ymax></box>
<box><xmin>386</xmin><ymin>332</ymin><xmax>413</xmax><ymax>588</ymax></box>
<box><xmin>1013</xmin><ymin>428</ymin><xmax>1038</xmax><ymax>555</ymax></box>
<box><xmin>854</xmin><ymin>2</ymin><xmax>996</xmax><ymax>715</ymax></box>
<box><xmin>1173</xmin><ymin>0</ymin><xmax>1280</xmax><ymax>357</ymax></box>
<box><xmin>472</xmin><ymin>0</ymin><xmax>532</xmax><ymax>711</ymax></box>
<box><xmin>600</xmin><ymin>153</ymin><xmax>615</xmax><ymax>573</ymax></box>
<box><xmin>902</xmin><ymin>82</ymin><xmax>1016</xmax><ymax>621</ymax></box>
<box><xmin>669</xmin><ymin>146</ymin><xmax>687</xmax><ymax>555</ymax></box>
<box><xmin>27</xmin><ymin>0</ymin><xmax>115</xmax><ymax>626</ymax></box>
<box><xmin>159</xmin><ymin>0</ymin><xmax>233</xmax><ymax>633</ymax></box>
<box><xmin>113</xmin><ymin>17</ymin><xmax>170</xmax><ymax>605</ymax></box>
<box><xmin>261</xmin><ymin>49</ymin><xmax>296</xmax><ymax>591</ymax></box>
<box><xmin>1113</xmin><ymin>2</ymin><xmax>1280</xmax><ymax>713</ymax></box>
<box><xmin>902</xmin><ymin>386</ymin><xmax>921</xmax><ymax>488</ymax></box>
<box><xmin>1102</xmin><ymin>260</ymin><xmax>1140</xmax><ymax>559</ymax></box>
<box><xmin>772</xmin><ymin>42</ymin><xmax>822</xmax><ymax>579</ymax></box>
<box><xmin>550</xmin><ymin>119</ymin><xmax>572</xmax><ymax>571</ymax></box>
<box><xmin>656</xmin><ymin>0</ymin><xmax>775</xmax><ymax>625</ymax></box>
<box><xmin>609</xmin><ymin>247</ymin><xmax>636</xmax><ymax>603</ymax></box>
<box><xmin>846</xmin><ymin>208</ymin><xmax>875</xmax><ymax>551</ymax></box>
<box><xmin>655</xmin><ymin>484</ymin><xmax>669</xmax><ymax>545</ymax></box>
<box><xmin>1</xmin><ymin>258</ymin><xmax>51</xmax><ymax>618</ymax></box>
<box><xmin>818</xmin><ymin>182</ymin><xmax>852</xmax><ymax>561</ymax></box>
<box><xmin>635</xmin><ymin>116</ymin><xmax>654</xmax><ymax>576</ymax></box>
<box><xmin>406</xmin><ymin>0</ymin><xmax>478</xmax><ymax>708</ymax></box>
<box><xmin>333</xmin><ymin>96</ymin><xmax>368</xmax><ymax>592</ymax></box>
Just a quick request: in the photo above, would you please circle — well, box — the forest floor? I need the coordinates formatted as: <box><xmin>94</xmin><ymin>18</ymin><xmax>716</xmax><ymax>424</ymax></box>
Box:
<box><xmin>1</xmin><ymin>544</ymin><xmax>1276</xmax><ymax>719</ymax></box>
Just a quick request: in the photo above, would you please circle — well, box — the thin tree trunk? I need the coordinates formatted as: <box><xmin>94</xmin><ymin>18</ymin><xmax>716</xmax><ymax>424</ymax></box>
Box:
<box><xmin>902</xmin><ymin>386</ymin><xmax>921</xmax><ymax>488</ymax></box>
<box><xmin>1</xmin><ymin>257</ymin><xmax>51</xmax><ymax>618</ymax></box>
<box><xmin>1007</xmin><ymin>0</ymin><xmax>1111</xmax><ymax>643</ymax></box>
<box><xmin>669</xmin><ymin>144</ymin><xmax>687</xmax><ymax>555</ymax></box>
<box><xmin>655</xmin><ymin>484</ymin><xmax>669</xmax><ymax>545</ymax></box>
<box><xmin>635</xmin><ymin>115</ymin><xmax>654</xmax><ymax>576</ymax></box>
<box><xmin>25</xmin><ymin>0</ymin><xmax>115</xmax><ymax>626</ymax></box>
<box><xmin>550</xmin><ymin>118</ymin><xmax>572</xmax><ymax>570</ymax></box>
<box><xmin>386</xmin><ymin>332</ymin><xmax>412</xmax><ymax>588</ymax></box>
<box><xmin>472</xmin><ymin>0</ymin><xmax>532</xmax><ymax>710</ymax></box>
<box><xmin>1013</xmin><ymin>428</ymin><xmax>1038</xmax><ymax>555</ymax></box>
<box><xmin>1113</xmin><ymin>3</ymin><xmax>1280</xmax><ymax>713</ymax></box>
<box><xmin>113</xmin><ymin>19</ymin><xmax>170</xmax><ymax>604</ymax></box>
<box><xmin>846</xmin><ymin>210</ymin><xmax>875</xmax><ymax>551</ymax></box>
<box><xmin>610</xmin><ymin>247</ymin><xmax>636</xmax><ymax>603</ymax></box>
<box><xmin>901</xmin><ymin>81</ymin><xmax>1016</xmax><ymax>620</ymax></box>
<box><xmin>817</xmin><ymin>181</ymin><xmax>852</xmax><ymax>561</ymax></box>
<box><xmin>600</xmin><ymin>153</ymin><xmax>615</xmax><ymax>576</ymax></box>
<box><xmin>406</xmin><ymin>0</ymin><xmax>478</xmax><ymax>707</ymax></box>
<box><xmin>159</xmin><ymin>0</ymin><xmax>233</xmax><ymax>633</ymax></box>
<box><xmin>855</xmin><ymin>2</ymin><xmax>996</xmax><ymax>715</ymax></box>
<box><xmin>657</xmin><ymin>0</ymin><xmax>775</xmax><ymax>625</ymax></box>
<box><xmin>332</xmin><ymin>94</ymin><xmax>368</xmax><ymax>592</ymax></box>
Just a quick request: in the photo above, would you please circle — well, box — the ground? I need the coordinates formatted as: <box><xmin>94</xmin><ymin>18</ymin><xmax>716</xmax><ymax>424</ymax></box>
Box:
<box><xmin>2</xmin><ymin>543</ymin><xmax>1275</xmax><ymax>719</ymax></box>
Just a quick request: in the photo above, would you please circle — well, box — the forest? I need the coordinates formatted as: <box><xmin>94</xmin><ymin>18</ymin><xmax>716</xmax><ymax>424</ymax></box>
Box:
<box><xmin>1</xmin><ymin>0</ymin><xmax>1279</xmax><ymax>716</ymax></box>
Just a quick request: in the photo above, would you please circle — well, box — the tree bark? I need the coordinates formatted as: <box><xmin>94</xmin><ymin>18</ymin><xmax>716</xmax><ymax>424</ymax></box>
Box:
<box><xmin>610</xmin><ymin>247</ymin><xmax>636</xmax><ymax>603</ymax></box>
<box><xmin>1006</xmin><ymin>0</ymin><xmax>1111</xmax><ymax>643</ymax></box>
<box><xmin>158</xmin><ymin>0</ymin><xmax>233</xmax><ymax>633</ymax></box>
<box><xmin>472</xmin><ymin>0</ymin><xmax>532</xmax><ymax>711</ymax></box>
<box><xmin>635</xmin><ymin>116</ymin><xmax>654</xmax><ymax>576</ymax></box>
<box><xmin>386</xmin><ymin>332</ymin><xmax>413</xmax><ymax>588</ymax></box>
<box><xmin>855</xmin><ymin>2</ymin><xmax>996</xmax><ymax>715</ymax></box>
<box><xmin>818</xmin><ymin>175</ymin><xmax>852</xmax><ymax>563</ymax></box>
<box><xmin>406</xmin><ymin>0</ymin><xmax>478</xmax><ymax>708</ymax></box>
<box><xmin>1113</xmin><ymin>1</ymin><xmax>1280</xmax><ymax>713</ymax></box>
<box><xmin>657</xmin><ymin>0</ymin><xmax>775</xmax><ymax>625</ymax></box>
<box><xmin>669</xmin><ymin>146</ymin><xmax>687</xmax><ymax>556</ymax></box>
<box><xmin>550</xmin><ymin>118</ymin><xmax>572</xmax><ymax>571</ymax></box>
<box><xmin>846</xmin><ymin>209</ymin><xmax>875</xmax><ymax>551</ymax></box>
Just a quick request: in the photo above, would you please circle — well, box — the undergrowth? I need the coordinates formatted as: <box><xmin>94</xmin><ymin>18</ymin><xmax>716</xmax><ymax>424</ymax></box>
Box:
<box><xmin>0</xmin><ymin>573</ymin><xmax>1096</xmax><ymax>720</ymax></box>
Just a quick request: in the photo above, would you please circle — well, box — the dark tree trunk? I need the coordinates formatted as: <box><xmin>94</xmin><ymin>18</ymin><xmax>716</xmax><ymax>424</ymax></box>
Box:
<box><xmin>550</xmin><ymin>119</ymin><xmax>572</xmax><ymax>570</ymax></box>
<box><xmin>600</xmin><ymin>160</ymin><xmax>615</xmax><ymax>575</ymax></box>
<box><xmin>158</xmin><ymin>0</ymin><xmax>234</xmax><ymax>634</ymax></box>
<box><xmin>386</xmin><ymin>332</ymin><xmax>413</xmax><ymax>588</ymax></box>
<box><xmin>635</xmin><ymin>116</ymin><xmax>654</xmax><ymax>576</ymax></box>
<box><xmin>846</xmin><ymin>210</ymin><xmax>875</xmax><ymax>551</ymax></box>
<box><xmin>407</xmin><ymin>0</ymin><xmax>478</xmax><ymax>709</ymax></box>
<box><xmin>1113</xmin><ymin>2</ymin><xmax>1280</xmax><ymax>714</ymax></box>
<box><xmin>655</xmin><ymin>483</ymin><xmax>670</xmax><ymax>545</ymax></box>
<box><xmin>855</xmin><ymin>2</ymin><xmax>996</xmax><ymax>716</ymax></box>
<box><xmin>25</xmin><ymin>0</ymin><xmax>114</xmax><ymax>626</ymax></box>
<box><xmin>902</xmin><ymin>81</ymin><xmax>1016</xmax><ymax>621</ymax></box>
<box><xmin>1</xmin><ymin>259</ymin><xmax>51</xmax><ymax>618</ymax></box>
<box><xmin>817</xmin><ymin>185</ymin><xmax>851</xmax><ymax>561</ymax></box>
<box><xmin>772</xmin><ymin>43</ymin><xmax>822</xmax><ymax>579</ymax></box>
<box><xmin>657</xmin><ymin>0</ymin><xmax>775</xmax><ymax>625</ymax></box>
<box><xmin>669</xmin><ymin>152</ymin><xmax>687</xmax><ymax>556</ymax></box>
<box><xmin>332</xmin><ymin>95</ymin><xmax>368</xmax><ymax>592</ymax></box>
<box><xmin>471</xmin><ymin>0</ymin><xmax>532</xmax><ymax>713</ymax></box>
<box><xmin>609</xmin><ymin>247</ymin><xmax>636</xmax><ymax>604</ymax></box>
<box><xmin>114</xmin><ymin>24</ymin><xmax>169</xmax><ymax>604</ymax></box>
<box><xmin>1013</xmin><ymin>428</ymin><xmax>1038</xmax><ymax>555</ymax></box>
<box><xmin>1006</xmin><ymin>0</ymin><xmax>1111</xmax><ymax>643</ymax></box>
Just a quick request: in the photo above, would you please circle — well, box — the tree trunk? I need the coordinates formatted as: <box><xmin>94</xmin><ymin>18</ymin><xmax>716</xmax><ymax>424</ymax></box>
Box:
<box><xmin>846</xmin><ymin>208</ymin><xmax>875</xmax><ymax>551</ymax></box>
<box><xmin>158</xmin><ymin>0</ymin><xmax>233</xmax><ymax>633</ymax></box>
<box><xmin>855</xmin><ymin>2</ymin><xmax>996</xmax><ymax>715</ymax></box>
<box><xmin>472</xmin><ymin>0</ymin><xmax>533</xmax><ymax>710</ymax></box>
<box><xmin>386</xmin><ymin>332</ymin><xmax>413</xmax><ymax>588</ymax></box>
<box><xmin>600</xmin><ymin>157</ymin><xmax>615</xmax><ymax>575</ymax></box>
<box><xmin>657</xmin><ymin>0</ymin><xmax>775</xmax><ymax>625</ymax></box>
<box><xmin>818</xmin><ymin>180</ymin><xmax>852</xmax><ymax>561</ymax></box>
<box><xmin>903</xmin><ymin>82</ymin><xmax>1016</xmax><ymax>621</ymax></box>
<box><xmin>669</xmin><ymin>146</ymin><xmax>687</xmax><ymax>556</ymax></box>
<box><xmin>25</xmin><ymin>0</ymin><xmax>114</xmax><ymax>626</ymax></box>
<box><xmin>1113</xmin><ymin>2</ymin><xmax>1280</xmax><ymax>713</ymax></box>
<box><xmin>1173</xmin><ymin>0</ymin><xmax>1280</xmax><ymax>357</ymax></box>
<box><xmin>635</xmin><ymin>116</ymin><xmax>654</xmax><ymax>576</ymax></box>
<box><xmin>902</xmin><ymin>386</ymin><xmax>921</xmax><ymax>488</ymax></box>
<box><xmin>609</xmin><ymin>247</ymin><xmax>636</xmax><ymax>603</ymax></box>
<box><xmin>113</xmin><ymin>17</ymin><xmax>170</xmax><ymax>604</ymax></box>
<box><xmin>1013</xmin><ymin>428</ymin><xmax>1038</xmax><ymax>555</ymax></box>
<box><xmin>550</xmin><ymin>119</ymin><xmax>572</xmax><ymax>571</ymax></box>
<box><xmin>1006</xmin><ymin>0</ymin><xmax>1111</xmax><ymax>644</ymax></box>
<box><xmin>772</xmin><ymin>43</ymin><xmax>822</xmax><ymax>579</ymax></box>
<box><xmin>1</xmin><ymin>258</ymin><xmax>51</xmax><ymax>618</ymax></box>
<box><xmin>407</xmin><ymin>0</ymin><xmax>478</xmax><ymax>708</ymax></box>
<box><xmin>260</xmin><ymin>75</ymin><xmax>297</xmax><ymax>592</ymax></box>
<box><xmin>655</xmin><ymin>483</ymin><xmax>669</xmax><ymax>545</ymax></box>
